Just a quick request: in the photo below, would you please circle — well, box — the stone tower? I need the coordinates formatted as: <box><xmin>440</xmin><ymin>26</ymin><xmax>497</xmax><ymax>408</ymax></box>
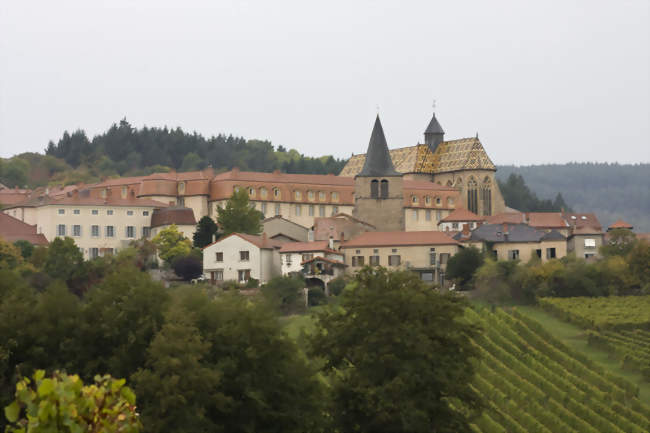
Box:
<box><xmin>353</xmin><ymin>115</ymin><xmax>404</xmax><ymax>231</ymax></box>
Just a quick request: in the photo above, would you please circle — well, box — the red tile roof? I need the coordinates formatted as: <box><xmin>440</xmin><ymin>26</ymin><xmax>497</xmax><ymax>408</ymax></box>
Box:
<box><xmin>301</xmin><ymin>256</ymin><xmax>346</xmax><ymax>266</ymax></box>
<box><xmin>570</xmin><ymin>226</ymin><xmax>603</xmax><ymax>236</ymax></box>
<box><xmin>485</xmin><ymin>212</ymin><xmax>526</xmax><ymax>225</ymax></box>
<box><xmin>439</xmin><ymin>208</ymin><xmax>484</xmax><ymax>223</ymax></box>
<box><xmin>527</xmin><ymin>212</ymin><xmax>568</xmax><ymax>229</ymax></box>
<box><xmin>608</xmin><ymin>219</ymin><xmax>633</xmax><ymax>230</ymax></box>
<box><xmin>342</xmin><ymin>231</ymin><xmax>459</xmax><ymax>248</ymax></box>
<box><xmin>202</xmin><ymin>233</ymin><xmax>284</xmax><ymax>250</ymax></box>
<box><xmin>563</xmin><ymin>213</ymin><xmax>602</xmax><ymax>230</ymax></box>
<box><xmin>150</xmin><ymin>207</ymin><xmax>197</xmax><ymax>228</ymax></box>
<box><xmin>279</xmin><ymin>241</ymin><xmax>337</xmax><ymax>254</ymax></box>
<box><xmin>0</xmin><ymin>214</ymin><xmax>48</xmax><ymax>245</ymax></box>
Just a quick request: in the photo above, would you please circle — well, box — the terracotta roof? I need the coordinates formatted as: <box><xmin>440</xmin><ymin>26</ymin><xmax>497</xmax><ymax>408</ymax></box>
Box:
<box><xmin>563</xmin><ymin>212</ymin><xmax>602</xmax><ymax>230</ymax></box>
<box><xmin>301</xmin><ymin>256</ymin><xmax>346</xmax><ymax>266</ymax></box>
<box><xmin>150</xmin><ymin>207</ymin><xmax>197</xmax><ymax>228</ymax></box>
<box><xmin>342</xmin><ymin>231</ymin><xmax>459</xmax><ymax>248</ymax></box>
<box><xmin>329</xmin><ymin>213</ymin><xmax>375</xmax><ymax>228</ymax></box>
<box><xmin>608</xmin><ymin>219</ymin><xmax>633</xmax><ymax>230</ymax></box>
<box><xmin>485</xmin><ymin>212</ymin><xmax>526</xmax><ymax>225</ymax></box>
<box><xmin>279</xmin><ymin>241</ymin><xmax>336</xmax><ymax>254</ymax></box>
<box><xmin>635</xmin><ymin>233</ymin><xmax>650</xmax><ymax>242</ymax></box>
<box><xmin>201</xmin><ymin>232</ymin><xmax>284</xmax><ymax>250</ymax></box>
<box><xmin>212</xmin><ymin>168</ymin><xmax>353</xmax><ymax>186</ymax></box>
<box><xmin>262</xmin><ymin>215</ymin><xmax>310</xmax><ymax>230</ymax></box>
<box><xmin>570</xmin><ymin>226</ymin><xmax>603</xmax><ymax>236</ymax></box>
<box><xmin>527</xmin><ymin>212</ymin><xmax>568</xmax><ymax>229</ymax></box>
<box><xmin>0</xmin><ymin>214</ymin><xmax>48</xmax><ymax>245</ymax></box>
<box><xmin>4</xmin><ymin>192</ymin><xmax>170</xmax><ymax>209</ymax></box>
<box><xmin>439</xmin><ymin>208</ymin><xmax>484</xmax><ymax>223</ymax></box>
<box><xmin>339</xmin><ymin>137</ymin><xmax>495</xmax><ymax>177</ymax></box>
<box><xmin>0</xmin><ymin>189</ymin><xmax>32</xmax><ymax>206</ymax></box>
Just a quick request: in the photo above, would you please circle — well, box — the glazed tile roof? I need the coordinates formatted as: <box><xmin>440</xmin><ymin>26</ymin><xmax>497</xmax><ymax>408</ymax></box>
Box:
<box><xmin>339</xmin><ymin>137</ymin><xmax>495</xmax><ymax>177</ymax></box>
<box><xmin>342</xmin><ymin>231</ymin><xmax>459</xmax><ymax>248</ymax></box>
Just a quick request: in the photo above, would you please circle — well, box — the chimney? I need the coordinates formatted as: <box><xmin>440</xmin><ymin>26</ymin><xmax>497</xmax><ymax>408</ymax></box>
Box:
<box><xmin>328</xmin><ymin>236</ymin><xmax>334</xmax><ymax>250</ymax></box>
<box><xmin>212</xmin><ymin>233</ymin><xmax>217</xmax><ymax>243</ymax></box>
<box><xmin>462</xmin><ymin>223</ymin><xmax>470</xmax><ymax>236</ymax></box>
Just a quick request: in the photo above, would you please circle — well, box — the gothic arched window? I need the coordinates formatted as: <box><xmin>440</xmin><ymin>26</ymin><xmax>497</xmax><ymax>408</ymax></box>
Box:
<box><xmin>467</xmin><ymin>177</ymin><xmax>478</xmax><ymax>214</ymax></box>
<box><xmin>380</xmin><ymin>180</ymin><xmax>389</xmax><ymax>199</ymax></box>
<box><xmin>370</xmin><ymin>180</ymin><xmax>379</xmax><ymax>199</ymax></box>
<box><xmin>481</xmin><ymin>177</ymin><xmax>492</xmax><ymax>216</ymax></box>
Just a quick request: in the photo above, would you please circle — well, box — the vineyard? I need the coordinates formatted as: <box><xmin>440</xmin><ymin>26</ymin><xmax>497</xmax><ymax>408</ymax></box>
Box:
<box><xmin>539</xmin><ymin>296</ymin><xmax>650</xmax><ymax>382</ymax></box>
<box><xmin>467</xmin><ymin>307</ymin><xmax>650</xmax><ymax>433</ymax></box>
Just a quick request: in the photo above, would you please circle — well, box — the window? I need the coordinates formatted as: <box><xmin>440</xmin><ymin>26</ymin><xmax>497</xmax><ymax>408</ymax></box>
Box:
<box><xmin>91</xmin><ymin>225</ymin><xmax>100</xmax><ymax>237</ymax></box>
<box><xmin>238</xmin><ymin>269</ymin><xmax>251</xmax><ymax>282</ymax></box>
<box><xmin>90</xmin><ymin>248</ymin><xmax>99</xmax><ymax>259</ymax></box>
<box><xmin>261</xmin><ymin>202</ymin><xmax>267</xmax><ymax>215</ymax></box>
<box><xmin>369</xmin><ymin>255</ymin><xmax>380</xmax><ymax>266</ymax></box>
<box><xmin>295</xmin><ymin>204</ymin><xmax>302</xmax><ymax>216</ymax></box>
<box><xmin>412</xmin><ymin>209</ymin><xmax>418</xmax><ymax>220</ymax></box>
<box><xmin>126</xmin><ymin>226</ymin><xmax>135</xmax><ymax>238</ymax></box>
<box><xmin>92</xmin><ymin>209</ymin><xmax>99</xmax><ymax>215</ymax></box>
<box><xmin>309</xmin><ymin>205</ymin><xmax>315</xmax><ymax>216</ymax></box>
<box><xmin>481</xmin><ymin>178</ymin><xmax>492</xmax><ymax>216</ymax></box>
<box><xmin>388</xmin><ymin>255</ymin><xmax>401</xmax><ymax>266</ymax></box>
<box><xmin>105</xmin><ymin>226</ymin><xmax>115</xmax><ymax>237</ymax></box>
<box><xmin>352</xmin><ymin>256</ymin><xmax>365</xmax><ymax>267</ymax></box>
<box><xmin>447</xmin><ymin>197</ymin><xmax>454</xmax><ymax>207</ymax></box>
<box><xmin>430</xmin><ymin>248</ymin><xmax>436</xmax><ymax>266</ymax></box>
<box><xmin>107</xmin><ymin>210</ymin><xmax>114</xmax><ymax>216</ymax></box>
<box><xmin>392</xmin><ymin>248</ymin><xmax>398</xmax><ymax>253</ymax></box>
<box><xmin>308</xmin><ymin>190</ymin><xmax>315</xmax><ymax>201</ymax></box>
<box><xmin>177</xmin><ymin>197</ymin><xmax>185</xmax><ymax>207</ymax></box>
<box><xmin>216</xmin><ymin>252</ymin><xmax>223</xmax><ymax>262</ymax></box>
<box><xmin>425</xmin><ymin>210</ymin><xmax>432</xmax><ymax>221</ymax></box>
<box><xmin>411</xmin><ymin>195</ymin><xmax>418</xmax><ymax>204</ymax></box>
<box><xmin>380</xmin><ymin>180</ymin><xmax>388</xmax><ymax>198</ymax></box>
<box><xmin>319</xmin><ymin>191</ymin><xmax>326</xmax><ymax>201</ymax></box>
<box><xmin>240</xmin><ymin>251</ymin><xmax>250</xmax><ymax>261</ymax></box>
<box><xmin>546</xmin><ymin>248</ymin><xmax>556</xmax><ymax>259</ymax></box>
<box><xmin>295</xmin><ymin>190</ymin><xmax>301</xmax><ymax>200</ymax></box>
<box><xmin>127</xmin><ymin>210</ymin><xmax>134</xmax><ymax>216</ymax></box>
<box><xmin>248</xmin><ymin>187</ymin><xmax>256</xmax><ymax>197</ymax></box>
<box><xmin>274</xmin><ymin>203</ymin><xmax>281</xmax><ymax>216</ymax></box>
<box><xmin>319</xmin><ymin>205</ymin><xmax>325</xmax><ymax>217</ymax></box>
<box><xmin>58</xmin><ymin>209</ymin><xmax>65</xmax><ymax>215</ymax></box>
<box><xmin>273</xmin><ymin>188</ymin><xmax>280</xmax><ymax>198</ymax></box>
<box><xmin>121</xmin><ymin>186</ymin><xmax>128</xmax><ymax>198</ymax></box>
<box><xmin>439</xmin><ymin>253</ymin><xmax>450</xmax><ymax>265</ymax></box>
<box><xmin>332</xmin><ymin>206</ymin><xmax>339</xmax><ymax>215</ymax></box>
<box><xmin>436</xmin><ymin>197</ymin><xmax>441</xmax><ymax>206</ymax></box>
<box><xmin>425</xmin><ymin>196</ymin><xmax>431</xmax><ymax>205</ymax></box>
<box><xmin>72</xmin><ymin>225</ymin><xmax>81</xmax><ymax>237</ymax></box>
<box><xmin>467</xmin><ymin>177</ymin><xmax>478</xmax><ymax>214</ymax></box>
<box><xmin>143</xmin><ymin>210</ymin><xmax>149</xmax><ymax>216</ymax></box>
<box><xmin>260</xmin><ymin>187</ymin><xmax>267</xmax><ymax>198</ymax></box>
<box><xmin>101</xmin><ymin>189</ymin><xmax>107</xmax><ymax>198</ymax></box>
<box><xmin>452</xmin><ymin>222</ymin><xmax>459</xmax><ymax>229</ymax></box>
<box><xmin>142</xmin><ymin>227</ymin><xmax>151</xmax><ymax>238</ymax></box>
<box><xmin>535</xmin><ymin>249</ymin><xmax>542</xmax><ymax>258</ymax></box>
<box><xmin>73</xmin><ymin>209</ymin><xmax>80</xmax><ymax>215</ymax></box>
<box><xmin>332</xmin><ymin>192</ymin><xmax>339</xmax><ymax>202</ymax></box>
<box><xmin>302</xmin><ymin>253</ymin><xmax>314</xmax><ymax>262</ymax></box>
<box><xmin>507</xmin><ymin>249</ymin><xmax>519</xmax><ymax>260</ymax></box>
<box><xmin>214</xmin><ymin>270</ymin><xmax>224</xmax><ymax>281</ymax></box>
<box><xmin>178</xmin><ymin>182</ymin><xmax>185</xmax><ymax>194</ymax></box>
<box><xmin>57</xmin><ymin>224</ymin><xmax>66</xmax><ymax>236</ymax></box>
<box><xmin>421</xmin><ymin>272</ymin><xmax>434</xmax><ymax>281</ymax></box>
<box><xmin>436</xmin><ymin>210</ymin><xmax>442</xmax><ymax>221</ymax></box>
<box><xmin>370</xmin><ymin>180</ymin><xmax>379</xmax><ymax>199</ymax></box>
<box><xmin>584</xmin><ymin>239</ymin><xmax>596</xmax><ymax>248</ymax></box>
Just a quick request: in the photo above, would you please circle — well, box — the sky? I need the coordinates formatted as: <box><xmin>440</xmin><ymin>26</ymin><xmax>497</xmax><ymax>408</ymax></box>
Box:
<box><xmin>1</xmin><ymin>0</ymin><xmax>648</xmax><ymax>165</ymax></box>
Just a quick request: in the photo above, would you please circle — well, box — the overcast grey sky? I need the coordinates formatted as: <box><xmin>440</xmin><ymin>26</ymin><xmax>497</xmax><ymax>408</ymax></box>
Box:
<box><xmin>1</xmin><ymin>0</ymin><xmax>648</xmax><ymax>164</ymax></box>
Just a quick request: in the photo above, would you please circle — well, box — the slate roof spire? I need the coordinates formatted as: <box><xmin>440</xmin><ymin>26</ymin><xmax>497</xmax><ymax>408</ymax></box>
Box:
<box><xmin>424</xmin><ymin>112</ymin><xmax>445</xmax><ymax>153</ymax></box>
<box><xmin>357</xmin><ymin>115</ymin><xmax>401</xmax><ymax>177</ymax></box>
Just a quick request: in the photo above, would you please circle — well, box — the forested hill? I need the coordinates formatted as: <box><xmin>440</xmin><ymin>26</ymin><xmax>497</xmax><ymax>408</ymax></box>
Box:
<box><xmin>496</xmin><ymin>163</ymin><xmax>650</xmax><ymax>232</ymax></box>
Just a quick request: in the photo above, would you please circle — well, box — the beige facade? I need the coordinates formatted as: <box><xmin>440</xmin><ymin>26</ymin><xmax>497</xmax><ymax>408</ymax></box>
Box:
<box><xmin>202</xmin><ymin>234</ymin><xmax>281</xmax><ymax>284</ymax></box>
<box><xmin>404</xmin><ymin>208</ymin><xmax>452</xmax><ymax>231</ymax></box>
<box><xmin>353</xmin><ymin>176</ymin><xmax>405</xmax><ymax>232</ymax></box>
<box><xmin>262</xmin><ymin>216</ymin><xmax>309</xmax><ymax>242</ymax></box>
<box><xmin>491</xmin><ymin>239</ymin><xmax>567</xmax><ymax>263</ymax></box>
<box><xmin>568</xmin><ymin>234</ymin><xmax>603</xmax><ymax>260</ymax></box>
<box><xmin>433</xmin><ymin>170</ymin><xmax>506</xmax><ymax>217</ymax></box>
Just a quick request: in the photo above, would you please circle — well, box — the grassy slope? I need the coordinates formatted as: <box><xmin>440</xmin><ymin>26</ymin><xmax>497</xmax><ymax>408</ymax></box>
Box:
<box><xmin>516</xmin><ymin>305</ymin><xmax>650</xmax><ymax>405</ymax></box>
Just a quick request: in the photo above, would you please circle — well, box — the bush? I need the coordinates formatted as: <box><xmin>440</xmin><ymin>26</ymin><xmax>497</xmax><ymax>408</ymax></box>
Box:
<box><xmin>245</xmin><ymin>277</ymin><xmax>259</xmax><ymax>289</ymax></box>
<box><xmin>262</xmin><ymin>275</ymin><xmax>305</xmax><ymax>314</ymax></box>
<box><xmin>307</xmin><ymin>287</ymin><xmax>327</xmax><ymax>306</ymax></box>
<box><xmin>327</xmin><ymin>276</ymin><xmax>347</xmax><ymax>296</ymax></box>
<box><xmin>446</xmin><ymin>246</ymin><xmax>484</xmax><ymax>289</ymax></box>
<box><xmin>171</xmin><ymin>255</ymin><xmax>203</xmax><ymax>281</ymax></box>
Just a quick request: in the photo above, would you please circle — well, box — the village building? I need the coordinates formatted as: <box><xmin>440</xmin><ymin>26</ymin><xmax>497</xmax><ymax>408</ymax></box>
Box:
<box><xmin>438</xmin><ymin>208</ymin><xmax>485</xmax><ymax>232</ymax></box>
<box><xmin>278</xmin><ymin>240</ymin><xmax>345</xmax><ymax>291</ymax></box>
<box><xmin>202</xmin><ymin>233</ymin><xmax>283</xmax><ymax>285</ymax></box>
<box><xmin>262</xmin><ymin>215</ymin><xmax>309</xmax><ymax>243</ymax></box>
<box><xmin>340</xmin><ymin>231</ymin><xmax>460</xmax><ymax>285</ymax></box>
<box><xmin>0</xmin><ymin>213</ymin><xmax>48</xmax><ymax>246</ymax></box>
<box><xmin>149</xmin><ymin>206</ymin><xmax>197</xmax><ymax>240</ymax></box>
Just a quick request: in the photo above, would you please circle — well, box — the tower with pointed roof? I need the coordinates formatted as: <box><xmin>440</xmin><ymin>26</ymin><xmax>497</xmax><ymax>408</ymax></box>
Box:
<box><xmin>352</xmin><ymin>116</ymin><xmax>405</xmax><ymax>231</ymax></box>
<box><xmin>424</xmin><ymin>112</ymin><xmax>445</xmax><ymax>153</ymax></box>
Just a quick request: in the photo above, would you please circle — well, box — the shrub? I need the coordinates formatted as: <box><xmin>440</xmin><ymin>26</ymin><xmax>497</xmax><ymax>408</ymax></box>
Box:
<box><xmin>171</xmin><ymin>255</ymin><xmax>203</xmax><ymax>281</ymax></box>
<box><xmin>327</xmin><ymin>276</ymin><xmax>347</xmax><ymax>296</ymax></box>
<box><xmin>308</xmin><ymin>287</ymin><xmax>327</xmax><ymax>306</ymax></box>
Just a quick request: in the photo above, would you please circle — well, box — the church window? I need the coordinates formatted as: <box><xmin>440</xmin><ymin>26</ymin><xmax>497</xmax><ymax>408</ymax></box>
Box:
<box><xmin>467</xmin><ymin>177</ymin><xmax>478</xmax><ymax>214</ymax></box>
<box><xmin>480</xmin><ymin>177</ymin><xmax>492</xmax><ymax>216</ymax></box>
<box><xmin>380</xmin><ymin>180</ymin><xmax>389</xmax><ymax>198</ymax></box>
<box><xmin>370</xmin><ymin>180</ymin><xmax>379</xmax><ymax>199</ymax></box>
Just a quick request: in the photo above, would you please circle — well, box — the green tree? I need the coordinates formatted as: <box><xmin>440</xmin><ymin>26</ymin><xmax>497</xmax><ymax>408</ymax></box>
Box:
<box><xmin>193</xmin><ymin>216</ymin><xmax>219</xmax><ymax>248</ymax></box>
<box><xmin>217</xmin><ymin>189</ymin><xmax>263</xmax><ymax>235</ymax></box>
<box><xmin>309</xmin><ymin>267</ymin><xmax>483</xmax><ymax>433</ymax></box>
<box><xmin>12</xmin><ymin>240</ymin><xmax>34</xmax><ymax>259</ymax></box>
<box><xmin>152</xmin><ymin>224</ymin><xmax>192</xmax><ymax>264</ymax></box>
<box><xmin>446</xmin><ymin>246</ymin><xmax>484</xmax><ymax>289</ymax></box>
<box><xmin>43</xmin><ymin>237</ymin><xmax>84</xmax><ymax>281</ymax></box>
<box><xmin>4</xmin><ymin>370</ymin><xmax>140</xmax><ymax>433</ymax></box>
<box><xmin>262</xmin><ymin>275</ymin><xmax>305</xmax><ymax>314</ymax></box>
<box><xmin>171</xmin><ymin>255</ymin><xmax>203</xmax><ymax>281</ymax></box>
<box><xmin>0</xmin><ymin>238</ymin><xmax>24</xmax><ymax>269</ymax></box>
<box><xmin>600</xmin><ymin>228</ymin><xmax>637</xmax><ymax>257</ymax></box>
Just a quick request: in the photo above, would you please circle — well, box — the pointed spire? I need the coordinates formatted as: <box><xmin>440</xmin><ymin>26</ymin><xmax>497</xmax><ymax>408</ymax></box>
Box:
<box><xmin>357</xmin><ymin>115</ymin><xmax>400</xmax><ymax>177</ymax></box>
<box><xmin>424</xmin><ymin>112</ymin><xmax>445</xmax><ymax>153</ymax></box>
<box><xmin>424</xmin><ymin>112</ymin><xmax>445</xmax><ymax>135</ymax></box>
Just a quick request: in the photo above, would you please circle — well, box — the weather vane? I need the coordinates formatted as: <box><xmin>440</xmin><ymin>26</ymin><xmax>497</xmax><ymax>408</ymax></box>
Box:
<box><xmin>433</xmin><ymin>99</ymin><xmax>437</xmax><ymax>113</ymax></box>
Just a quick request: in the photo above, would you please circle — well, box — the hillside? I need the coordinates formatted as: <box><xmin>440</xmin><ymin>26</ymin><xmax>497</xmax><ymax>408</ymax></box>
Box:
<box><xmin>496</xmin><ymin>164</ymin><xmax>650</xmax><ymax>232</ymax></box>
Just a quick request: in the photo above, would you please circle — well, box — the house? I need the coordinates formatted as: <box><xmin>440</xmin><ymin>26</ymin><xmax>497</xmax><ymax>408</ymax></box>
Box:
<box><xmin>567</xmin><ymin>226</ymin><xmax>603</xmax><ymax>260</ymax></box>
<box><xmin>457</xmin><ymin>223</ymin><xmax>567</xmax><ymax>262</ymax></box>
<box><xmin>341</xmin><ymin>231</ymin><xmax>460</xmax><ymax>285</ymax></box>
<box><xmin>150</xmin><ymin>206</ymin><xmax>197</xmax><ymax>240</ymax></box>
<box><xmin>0</xmin><ymin>213</ymin><xmax>48</xmax><ymax>246</ymax></box>
<box><xmin>438</xmin><ymin>208</ymin><xmax>484</xmax><ymax>232</ymax></box>
<box><xmin>607</xmin><ymin>219</ymin><xmax>633</xmax><ymax>231</ymax></box>
<box><xmin>202</xmin><ymin>233</ymin><xmax>283</xmax><ymax>285</ymax></box>
<box><xmin>526</xmin><ymin>212</ymin><xmax>569</xmax><ymax>236</ymax></box>
<box><xmin>262</xmin><ymin>215</ymin><xmax>309</xmax><ymax>243</ymax></box>
<box><xmin>278</xmin><ymin>240</ymin><xmax>345</xmax><ymax>290</ymax></box>
<box><xmin>311</xmin><ymin>213</ymin><xmax>375</xmax><ymax>245</ymax></box>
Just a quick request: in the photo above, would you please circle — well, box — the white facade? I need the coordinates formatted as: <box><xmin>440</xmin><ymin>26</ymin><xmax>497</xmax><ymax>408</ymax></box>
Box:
<box><xmin>203</xmin><ymin>234</ymin><xmax>280</xmax><ymax>284</ymax></box>
<box><xmin>438</xmin><ymin>220</ymin><xmax>479</xmax><ymax>232</ymax></box>
<box><xmin>280</xmin><ymin>250</ymin><xmax>344</xmax><ymax>276</ymax></box>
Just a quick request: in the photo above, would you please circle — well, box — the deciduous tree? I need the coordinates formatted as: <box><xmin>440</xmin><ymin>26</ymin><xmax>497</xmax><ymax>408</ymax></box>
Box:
<box><xmin>151</xmin><ymin>224</ymin><xmax>192</xmax><ymax>264</ymax></box>
<box><xmin>217</xmin><ymin>189</ymin><xmax>263</xmax><ymax>235</ymax></box>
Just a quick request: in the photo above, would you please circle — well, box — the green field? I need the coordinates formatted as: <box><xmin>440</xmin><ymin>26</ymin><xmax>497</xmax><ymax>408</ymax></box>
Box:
<box><xmin>538</xmin><ymin>296</ymin><xmax>650</xmax><ymax>330</ymax></box>
<box><xmin>283</xmin><ymin>305</ymin><xmax>650</xmax><ymax>432</ymax></box>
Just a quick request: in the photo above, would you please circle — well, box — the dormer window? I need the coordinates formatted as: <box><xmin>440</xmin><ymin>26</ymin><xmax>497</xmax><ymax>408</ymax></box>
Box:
<box><xmin>425</xmin><ymin>196</ymin><xmax>431</xmax><ymax>205</ymax></box>
<box><xmin>178</xmin><ymin>182</ymin><xmax>186</xmax><ymax>194</ymax></box>
<box><xmin>332</xmin><ymin>192</ymin><xmax>339</xmax><ymax>202</ymax></box>
<box><xmin>260</xmin><ymin>187</ymin><xmax>267</xmax><ymax>198</ymax></box>
<box><xmin>411</xmin><ymin>195</ymin><xmax>418</xmax><ymax>204</ymax></box>
<box><xmin>273</xmin><ymin>188</ymin><xmax>281</xmax><ymax>198</ymax></box>
<box><xmin>319</xmin><ymin>191</ymin><xmax>326</xmax><ymax>201</ymax></box>
<box><xmin>248</xmin><ymin>187</ymin><xmax>255</xmax><ymax>197</ymax></box>
<box><xmin>295</xmin><ymin>190</ymin><xmax>301</xmax><ymax>200</ymax></box>
<box><xmin>121</xmin><ymin>186</ymin><xmax>127</xmax><ymax>198</ymax></box>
